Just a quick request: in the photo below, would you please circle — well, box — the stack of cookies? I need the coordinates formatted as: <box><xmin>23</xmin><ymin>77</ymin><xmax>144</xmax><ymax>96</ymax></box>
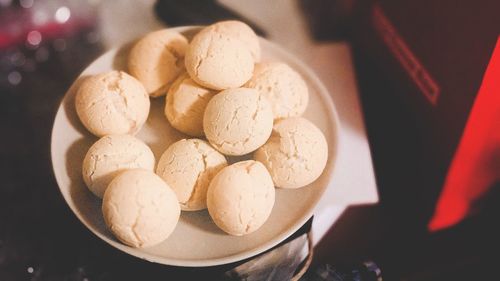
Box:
<box><xmin>73</xmin><ymin>21</ymin><xmax>328</xmax><ymax>248</ymax></box>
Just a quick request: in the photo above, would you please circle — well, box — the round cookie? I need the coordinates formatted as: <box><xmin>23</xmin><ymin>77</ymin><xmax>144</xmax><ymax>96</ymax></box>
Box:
<box><xmin>156</xmin><ymin>139</ymin><xmax>227</xmax><ymax>211</ymax></box>
<box><xmin>205</xmin><ymin>20</ymin><xmax>260</xmax><ymax>61</ymax></box>
<box><xmin>184</xmin><ymin>27</ymin><xmax>254</xmax><ymax>90</ymax></box>
<box><xmin>75</xmin><ymin>71</ymin><xmax>150</xmax><ymax>137</ymax></box>
<box><xmin>165</xmin><ymin>73</ymin><xmax>217</xmax><ymax>136</ymax></box>
<box><xmin>102</xmin><ymin>169</ymin><xmax>180</xmax><ymax>248</ymax></box>
<box><xmin>82</xmin><ymin>134</ymin><xmax>155</xmax><ymax>198</ymax></box>
<box><xmin>128</xmin><ymin>30</ymin><xmax>188</xmax><ymax>97</ymax></box>
<box><xmin>207</xmin><ymin>160</ymin><xmax>275</xmax><ymax>236</ymax></box>
<box><xmin>246</xmin><ymin>62</ymin><xmax>309</xmax><ymax>119</ymax></box>
<box><xmin>254</xmin><ymin>117</ymin><xmax>328</xmax><ymax>189</ymax></box>
<box><xmin>203</xmin><ymin>88</ymin><xmax>273</xmax><ymax>156</ymax></box>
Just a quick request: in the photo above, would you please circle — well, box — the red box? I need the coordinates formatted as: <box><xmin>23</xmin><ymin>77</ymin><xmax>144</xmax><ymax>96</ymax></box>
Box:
<box><xmin>351</xmin><ymin>0</ymin><xmax>499</xmax><ymax>230</ymax></box>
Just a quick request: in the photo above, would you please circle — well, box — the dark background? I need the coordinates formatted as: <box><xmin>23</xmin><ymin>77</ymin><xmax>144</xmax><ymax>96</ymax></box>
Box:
<box><xmin>1</xmin><ymin>0</ymin><xmax>499</xmax><ymax>280</ymax></box>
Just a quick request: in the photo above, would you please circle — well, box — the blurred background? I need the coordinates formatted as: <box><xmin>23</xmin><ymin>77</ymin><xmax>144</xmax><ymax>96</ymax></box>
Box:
<box><xmin>1</xmin><ymin>0</ymin><xmax>498</xmax><ymax>280</ymax></box>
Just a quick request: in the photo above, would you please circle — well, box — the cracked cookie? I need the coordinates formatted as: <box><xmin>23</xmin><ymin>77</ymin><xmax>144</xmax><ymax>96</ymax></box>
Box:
<box><xmin>203</xmin><ymin>87</ymin><xmax>273</xmax><ymax>156</ymax></box>
<box><xmin>156</xmin><ymin>139</ymin><xmax>227</xmax><ymax>211</ymax></box>
<box><xmin>207</xmin><ymin>160</ymin><xmax>275</xmax><ymax>236</ymax></box>
<box><xmin>254</xmin><ymin>117</ymin><xmax>328</xmax><ymax>189</ymax></box>
<box><xmin>102</xmin><ymin>169</ymin><xmax>180</xmax><ymax>248</ymax></box>
<box><xmin>128</xmin><ymin>30</ymin><xmax>188</xmax><ymax>97</ymax></box>
<box><xmin>75</xmin><ymin>71</ymin><xmax>150</xmax><ymax>137</ymax></box>
<box><xmin>82</xmin><ymin>134</ymin><xmax>155</xmax><ymax>198</ymax></box>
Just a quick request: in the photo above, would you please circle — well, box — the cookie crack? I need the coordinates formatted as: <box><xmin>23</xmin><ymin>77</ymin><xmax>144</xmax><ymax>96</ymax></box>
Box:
<box><xmin>131</xmin><ymin>185</ymin><xmax>145</xmax><ymax>247</ymax></box>
<box><xmin>194</xmin><ymin>33</ymin><xmax>216</xmax><ymax>82</ymax></box>
<box><xmin>237</xmin><ymin>193</ymin><xmax>244</xmax><ymax>231</ymax></box>
<box><xmin>185</xmin><ymin>141</ymin><xmax>209</xmax><ymax>207</ymax></box>
<box><xmin>108</xmin><ymin>72</ymin><xmax>137</xmax><ymax>133</ymax></box>
<box><xmin>88</xmin><ymin>155</ymin><xmax>99</xmax><ymax>185</ymax></box>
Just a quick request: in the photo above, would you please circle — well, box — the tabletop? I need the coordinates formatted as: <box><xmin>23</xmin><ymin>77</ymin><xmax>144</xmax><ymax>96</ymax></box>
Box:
<box><xmin>0</xmin><ymin>0</ymin><xmax>379</xmax><ymax>280</ymax></box>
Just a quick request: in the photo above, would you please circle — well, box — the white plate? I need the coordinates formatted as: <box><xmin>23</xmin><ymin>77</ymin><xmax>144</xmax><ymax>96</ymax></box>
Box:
<box><xmin>51</xmin><ymin>26</ymin><xmax>339</xmax><ymax>267</ymax></box>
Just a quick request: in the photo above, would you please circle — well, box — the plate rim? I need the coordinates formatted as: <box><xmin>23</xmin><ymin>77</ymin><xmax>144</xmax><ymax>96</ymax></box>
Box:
<box><xmin>50</xmin><ymin>25</ymin><xmax>340</xmax><ymax>267</ymax></box>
